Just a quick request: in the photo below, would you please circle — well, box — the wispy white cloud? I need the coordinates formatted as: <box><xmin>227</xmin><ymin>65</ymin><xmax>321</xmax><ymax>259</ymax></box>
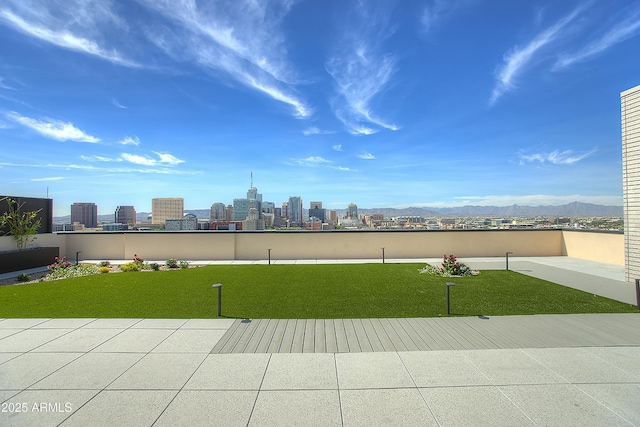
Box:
<box><xmin>119</xmin><ymin>136</ymin><xmax>140</xmax><ymax>146</ymax></box>
<box><xmin>80</xmin><ymin>155</ymin><xmax>121</xmax><ymax>162</ymax></box>
<box><xmin>519</xmin><ymin>148</ymin><xmax>596</xmax><ymax>165</ymax></box>
<box><xmin>138</xmin><ymin>0</ymin><xmax>310</xmax><ymax>118</ymax></box>
<box><xmin>303</xmin><ymin>127</ymin><xmax>336</xmax><ymax>136</ymax></box>
<box><xmin>490</xmin><ymin>4</ymin><xmax>586</xmax><ymax>105</ymax></box>
<box><xmin>0</xmin><ymin>160</ymin><xmax>197</xmax><ymax>175</ymax></box>
<box><xmin>421</xmin><ymin>0</ymin><xmax>449</xmax><ymax>34</ymax></box>
<box><xmin>154</xmin><ymin>152</ymin><xmax>184</xmax><ymax>165</ymax></box>
<box><xmin>31</xmin><ymin>176</ymin><xmax>64</xmax><ymax>182</ymax></box>
<box><xmin>7</xmin><ymin>111</ymin><xmax>100</xmax><ymax>142</ymax></box>
<box><xmin>291</xmin><ymin>156</ymin><xmax>332</xmax><ymax>167</ymax></box>
<box><xmin>326</xmin><ymin>2</ymin><xmax>399</xmax><ymax>135</ymax></box>
<box><xmin>120</xmin><ymin>153</ymin><xmax>159</xmax><ymax>166</ymax></box>
<box><xmin>0</xmin><ymin>76</ymin><xmax>14</xmax><ymax>90</ymax></box>
<box><xmin>1</xmin><ymin>0</ymin><xmax>310</xmax><ymax>119</ymax></box>
<box><xmin>111</xmin><ymin>98</ymin><xmax>127</xmax><ymax>109</ymax></box>
<box><xmin>554</xmin><ymin>6</ymin><xmax>640</xmax><ymax>70</ymax></box>
<box><xmin>121</xmin><ymin>152</ymin><xmax>184</xmax><ymax>166</ymax></box>
<box><xmin>0</xmin><ymin>4</ymin><xmax>139</xmax><ymax>68</ymax></box>
<box><xmin>332</xmin><ymin>144</ymin><xmax>343</xmax><ymax>152</ymax></box>
<box><xmin>332</xmin><ymin>166</ymin><xmax>357</xmax><ymax>172</ymax></box>
<box><xmin>421</xmin><ymin>0</ymin><xmax>472</xmax><ymax>34</ymax></box>
<box><xmin>358</xmin><ymin>152</ymin><xmax>376</xmax><ymax>160</ymax></box>
<box><xmin>287</xmin><ymin>155</ymin><xmax>353</xmax><ymax>172</ymax></box>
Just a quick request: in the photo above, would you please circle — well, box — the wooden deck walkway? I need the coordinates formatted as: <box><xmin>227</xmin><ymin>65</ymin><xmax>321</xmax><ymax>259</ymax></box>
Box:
<box><xmin>211</xmin><ymin>313</ymin><xmax>640</xmax><ymax>353</ymax></box>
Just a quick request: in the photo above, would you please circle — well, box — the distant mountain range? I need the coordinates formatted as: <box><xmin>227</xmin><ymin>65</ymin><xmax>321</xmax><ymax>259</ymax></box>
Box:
<box><xmin>343</xmin><ymin>202</ymin><xmax>623</xmax><ymax>218</ymax></box>
<box><xmin>54</xmin><ymin>201</ymin><xmax>622</xmax><ymax>223</ymax></box>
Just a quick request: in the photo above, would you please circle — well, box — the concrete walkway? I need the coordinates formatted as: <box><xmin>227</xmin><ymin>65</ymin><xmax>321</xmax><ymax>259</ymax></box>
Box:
<box><xmin>1</xmin><ymin>257</ymin><xmax>639</xmax><ymax>426</ymax></box>
<box><xmin>1</xmin><ymin>316</ymin><xmax>640</xmax><ymax>426</ymax></box>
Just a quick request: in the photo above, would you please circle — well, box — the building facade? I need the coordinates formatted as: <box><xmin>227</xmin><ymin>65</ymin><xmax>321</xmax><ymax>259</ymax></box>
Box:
<box><xmin>309</xmin><ymin>201</ymin><xmax>325</xmax><ymax>223</ymax></box>
<box><xmin>288</xmin><ymin>196</ymin><xmax>303</xmax><ymax>225</ymax></box>
<box><xmin>115</xmin><ymin>205</ymin><xmax>136</xmax><ymax>226</ymax></box>
<box><xmin>347</xmin><ymin>203</ymin><xmax>358</xmax><ymax>219</ymax></box>
<box><xmin>71</xmin><ymin>202</ymin><xmax>98</xmax><ymax>228</ymax></box>
<box><xmin>165</xmin><ymin>213</ymin><xmax>197</xmax><ymax>231</ymax></box>
<box><xmin>242</xmin><ymin>207</ymin><xmax>265</xmax><ymax>230</ymax></box>
<box><xmin>210</xmin><ymin>203</ymin><xmax>226</xmax><ymax>221</ymax></box>
<box><xmin>234</xmin><ymin>186</ymin><xmax>263</xmax><ymax>221</ymax></box>
<box><xmin>151</xmin><ymin>198</ymin><xmax>184</xmax><ymax>226</ymax></box>
<box><xmin>622</xmin><ymin>84</ymin><xmax>640</xmax><ymax>283</ymax></box>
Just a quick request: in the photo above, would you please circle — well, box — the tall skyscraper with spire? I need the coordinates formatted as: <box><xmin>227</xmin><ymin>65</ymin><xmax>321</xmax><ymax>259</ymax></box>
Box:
<box><xmin>234</xmin><ymin>173</ymin><xmax>263</xmax><ymax>221</ymax></box>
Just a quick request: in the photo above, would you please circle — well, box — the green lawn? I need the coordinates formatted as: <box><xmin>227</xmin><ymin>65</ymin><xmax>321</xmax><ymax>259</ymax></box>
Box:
<box><xmin>0</xmin><ymin>264</ymin><xmax>636</xmax><ymax>318</ymax></box>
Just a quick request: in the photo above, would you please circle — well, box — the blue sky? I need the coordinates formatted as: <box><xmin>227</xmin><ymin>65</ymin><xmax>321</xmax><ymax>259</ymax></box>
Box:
<box><xmin>1</xmin><ymin>0</ymin><xmax>639</xmax><ymax>216</ymax></box>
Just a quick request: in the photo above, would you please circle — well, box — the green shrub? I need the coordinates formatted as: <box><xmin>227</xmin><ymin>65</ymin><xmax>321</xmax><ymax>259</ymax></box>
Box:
<box><xmin>120</xmin><ymin>262</ymin><xmax>140</xmax><ymax>272</ymax></box>
<box><xmin>98</xmin><ymin>261</ymin><xmax>111</xmax><ymax>267</ymax></box>
<box><xmin>150</xmin><ymin>263</ymin><xmax>160</xmax><ymax>271</ymax></box>
<box><xmin>179</xmin><ymin>260</ymin><xmax>189</xmax><ymax>269</ymax></box>
<box><xmin>99</xmin><ymin>266</ymin><xmax>110</xmax><ymax>274</ymax></box>
<box><xmin>16</xmin><ymin>273</ymin><xmax>30</xmax><ymax>282</ymax></box>
<box><xmin>166</xmin><ymin>259</ymin><xmax>178</xmax><ymax>269</ymax></box>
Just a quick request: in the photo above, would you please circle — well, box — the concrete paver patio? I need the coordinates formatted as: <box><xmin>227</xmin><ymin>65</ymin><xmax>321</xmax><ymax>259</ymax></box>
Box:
<box><xmin>1</xmin><ymin>316</ymin><xmax>639</xmax><ymax>426</ymax></box>
<box><xmin>1</xmin><ymin>257</ymin><xmax>639</xmax><ymax>426</ymax></box>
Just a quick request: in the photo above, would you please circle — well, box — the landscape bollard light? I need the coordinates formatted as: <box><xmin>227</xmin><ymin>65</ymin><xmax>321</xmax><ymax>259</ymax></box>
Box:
<box><xmin>212</xmin><ymin>283</ymin><xmax>222</xmax><ymax>317</ymax></box>
<box><xmin>381</xmin><ymin>247</ymin><xmax>385</xmax><ymax>264</ymax></box>
<box><xmin>505</xmin><ymin>252</ymin><xmax>513</xmax><ymax>270</ymax></box>
<box><xmin>636</xmin><ymin>279</ymin><xmax>640</xmax><ymax>311</ymax></box>
<box><xmin>268</xmin><ymin>248</ymin><xmax>271</xmax><ymax>265</ymax></box>
<box><xmin>446</xmin><ymin>282</ymin><xmax>455</xmax><ymax>315</ymax></box>
<box><xmin>76</xmin><ymin>251</ymin><xmax>82</xmax><ymax>265</ymax></box>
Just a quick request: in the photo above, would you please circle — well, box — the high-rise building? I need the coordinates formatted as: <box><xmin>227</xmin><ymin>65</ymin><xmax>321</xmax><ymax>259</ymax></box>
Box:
<box><xmin>262</xmin><ymin>201</ymin><xmax>275</xmax><ymax>214</ymax></box>
<box><xmin>622</xmin><ymin>84</ymin><xmax>640</xmax><ymax>283</ymax></box>
<box><xmin>242</xmin><ymin>207</ymin><xmax>265</xmax><ymax>230</ymax></box>
<box><xmin>281</xmin><ymin>202</ymin><xmax>289</xmax><ymax>219</ymax></box>
<box><xmin>152</xmin><ymin>198</ymin><xmax>184</xmax><ymax>226</ymax></box>
<box><xmin>261</xmin><ymin>201</ymin><xmax>275</xmax><ymax>228</ymax></box>
<box><xmin>233</xmin><ymin>198</ymin><xmax>250</xmax><ymax>221</ymax></box>
<box><xmin>211</xmin><ymin>203</ymin><xmax>226</xmax><ymax>221</ymax></box>
<box><xmin>288</xmin><ymin>196</ymin><xmax>303</xmax><ymax>224</ymax></box>
<box><xmin>329</xmin><ymin>210</ymin><xmax>337</xmax><ymax>224</ymax></box>
<box><xmin>115</xmin><ymin>205</ymin><xmax>136</xmax><ymax>226</ymax></box>
<box><xmin>225</xmin><ymin>205</ymin><xmax>234</xmax><ymax>221</ymax></box>
<box><xmin>347</xmin><ymin>203</ymin><xmax>358</xmax><ymax>219</ymax></box>
<box><xmin>71</xmin><ymin>202</ymin><xmax>98</xmax><ymax>228</ymax></box>
<box><xmin>309</xmin><ymin>201</ymin><xmax>325</xmax><ymax>223</ymax></box>
<box><xmin>247</xmin><ymin>187</ymin><xmax>262</xmax><ymax>202</ymax></box>
<box><xmin>234</xmin><ymin>183</ymin><xmax>263</xmax><ymax>221</ymax></box>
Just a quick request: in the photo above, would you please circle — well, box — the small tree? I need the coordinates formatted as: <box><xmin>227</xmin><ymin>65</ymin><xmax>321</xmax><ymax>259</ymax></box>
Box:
<box><xmin>0</xmin><ymin>197</ymin><xmax>42</xmax><ymax>250</ymax></box>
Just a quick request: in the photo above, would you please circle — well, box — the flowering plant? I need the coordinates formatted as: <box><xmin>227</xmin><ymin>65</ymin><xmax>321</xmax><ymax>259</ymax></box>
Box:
<box><xmin>133</xmin><ymin>254</ymin><xmax>144</xmax><ymax>266</ymax></box>
<box><xmin>442</xmin><ymin>254</ymin><xmax>463</xmax><ymax>276</ymax></box>
<box><xmin>419</xmin><ymin>254</ymin><xmax>476</xmax><ymax>277</ymax></box>
<box><xmin>48</xmin><ymin>256</ymin><xmax>71</xmax><ymax>271</ymax></box>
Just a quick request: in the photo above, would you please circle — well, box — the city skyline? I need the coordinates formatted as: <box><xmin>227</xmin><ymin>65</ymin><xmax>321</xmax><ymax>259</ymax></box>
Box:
<box><xmin>1</xmin><ymin>1</ymin><xmax>639</xmax><ymax>216</ymax></box>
